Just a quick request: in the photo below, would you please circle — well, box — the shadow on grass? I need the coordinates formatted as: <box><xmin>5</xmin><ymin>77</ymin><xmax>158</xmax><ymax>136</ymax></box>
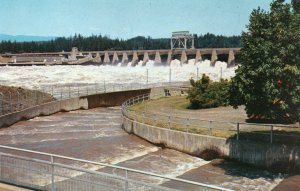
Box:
<box><xmin>228</xmin><ymin>130</ymin><xmax>300</xmax><ymax>145</ymax></box>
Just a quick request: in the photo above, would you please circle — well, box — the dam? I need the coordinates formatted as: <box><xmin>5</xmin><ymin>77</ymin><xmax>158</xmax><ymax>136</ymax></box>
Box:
<box><xmin>0</xmin><ymin>47</ymin><xmax>240</xmax><ymax>66</ymax></box>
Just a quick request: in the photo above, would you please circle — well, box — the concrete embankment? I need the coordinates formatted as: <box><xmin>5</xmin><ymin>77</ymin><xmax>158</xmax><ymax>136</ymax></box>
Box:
<box><xmin>122</xmin><ymin>117</ymin><xmax>300</xmax><ymax>173</ymax></box>
<box><xmin>0</xmin><ymin>89</ymin><xmax>150</xmax><ymax>128</ymax></box>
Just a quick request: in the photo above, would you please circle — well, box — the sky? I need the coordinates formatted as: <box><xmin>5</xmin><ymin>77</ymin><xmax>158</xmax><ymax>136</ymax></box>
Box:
<box><xmin>0</xmin><ymin>0</ymin><xmax>275</xmax><ymax>39</ymax></box>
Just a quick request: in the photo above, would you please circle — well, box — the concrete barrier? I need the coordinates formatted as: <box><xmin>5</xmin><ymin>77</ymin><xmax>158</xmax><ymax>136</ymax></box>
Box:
<box><xmin>123</xmin><ymin>116</ymin><xmax>300</xmax><ymax>172</ymax></box>
<box><xmin>0</xmin><ymin>89</ymin><xmax>150</xmax><ymax>128</ymax></box>
<box><xmin>87</xmin><ymin>89</ymin><xmax>150</xmax><ymax>108</ymax></box>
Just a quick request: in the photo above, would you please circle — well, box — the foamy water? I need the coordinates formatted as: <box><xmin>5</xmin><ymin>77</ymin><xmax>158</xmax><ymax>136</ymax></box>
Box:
<box><xmin>0</xmin><ymin>59</ymin><xmax>237</xmax><ymax>89</ymax></box>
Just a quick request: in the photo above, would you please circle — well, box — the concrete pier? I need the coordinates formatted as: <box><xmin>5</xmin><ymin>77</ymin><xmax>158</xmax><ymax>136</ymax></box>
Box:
<box><xmin>122</xmin><ymin>52</ymin><xmax>128</xmax><ymax>65</ymax></box>
<box><xmin>211</xmin><ymin>49</ymin><xmax>218</xmax><ymax>65</ymax></box>
<box><xmin>180</xmin><ymin>50</ymin><xmax>188</xmax><ymax>64</ymax></box>
<box><xmin>103</xmin><ymin>51</ymin><xmax>110</xmax><ymax>64</ymax></box>
<box><xmin>132</xmin><ymin>51</ymin><xmax>139</xmax><ymax>66</ymax></box>
<box><xmin>195</xmin><ymin>49</ymin><xmax>202</xmax><ymax>64</ymax></box>
<box><xmin>167</xmin><ymin>50</ymin><xmax>172</xmax><ymax>65</ymax></box>
<box><xmin>154</xmin><ymin>51</ymin><xmax>161</xmax><ymax>65</ymax></box>
<box><xmin>112</xmin><ymin>52</ymin><xmax>119</xmax><ymax>65</ymax></box>
<box><xmin>143</xmin><ymin>51</ymin><xmax>149</xmax><ymax>65</ymax></box>
<box><xmin>228</xmin><ymin>49</ymin><xmax>235</xmax><ymax>66</ymax></box>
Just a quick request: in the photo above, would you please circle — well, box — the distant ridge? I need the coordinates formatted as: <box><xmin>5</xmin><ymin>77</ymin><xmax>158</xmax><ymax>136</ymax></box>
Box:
<box><xmin>0</xmin><ymin>34</ymin><xmax>56</xmax><ymax>42</ymax></box>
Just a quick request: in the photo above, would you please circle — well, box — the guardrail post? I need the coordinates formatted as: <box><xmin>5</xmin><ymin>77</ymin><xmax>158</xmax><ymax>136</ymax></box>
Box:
<box><xmin>133</xmin><ymin>111</ymin><xmax>137</xmax><ymax>121</ymax></box>
<box><xmin>35</xmin><ymin>90</ymin><xmax>39</xmax><ymax>105</ymax></box>
<box><xmin>86</xmin><ymin>87</ymin><xmax>89</xmax><ymax>96</ymax></box>
<box><xmin>41</xmin><ymin>88</ymin><xmax>44</xmax><ymax>103</ymax></box>
<box><xmin>9</xmin><ymin>91</ymin><xmax>12</xmax><ymax>112</ymax></box>
<box><xmin>146</xmin><ymin>69</ymin><xmax>149</xmax><ymax>88</ymax></box>
<box><xmin>168</xmin><ymin>115</ymin><xmax>171</xmax><ymax>130</ymax></box>
<box><xmin>51</xmin><ymin>86</ymin><xmax>54</xmax><ymax>96</ymax></box>
<box><xmin>209</xmin><ymin>121</ymin><xmax>212</xmax><ymax>136</ymax></box>
<box><xmin>50</xmin><ymin>155</ymin><xmax>55</xmax><ymax>191</ymax></box>
<box><xmin>0</xmin><ymin>93</ymin><xmax>3</xmax><ymax>115</ymax></box>
<box><xmin>124</xmin><ymin>169</ymin><xmax>128</xmax><ymax>191</ymax></box>
<box><xmin>186</xmin><ymin>118</ymin><xmax>189</xmax><ymax>133</ymax></box>
<box><xmin>24</xmin><ymin>91</ymin><xmax>27</xmax><ymax>109</ymax></box>
<box><xmin>236</xmin><ymin>123</ymin><xmax>240</xmax><ymax>141</ymax></box>
<box><xmin>68</xmin><ymin>86</ymin><xmax>71</xmax><ymax>98</ymax></box>
<box><xmin>77</xmin><ymin>85</ymin><xmax>80</xmax><ymax>97</ymax></box>
<box><xmin>17</xmin><ymin>91</ymin><xmax>20</xmax><ymax>110</ymax></box>
<box><xmin>270</xmin><ymin>125</ymin><xmax>273</xmax><ymax>144</ymax></box>
<box><xmin>103</xmin><ymin>80</ymin><xmax>106</xmax><ymax>93</ymax></box>
<box><xmin>0</xmin><ymin>154</ymin><xmax>2</xmax><ymax>180</ymax></box>
<box><xmin>60</xmin><ymin>88</ymin><xmax>63</xmax><ymax>100</ymax></box>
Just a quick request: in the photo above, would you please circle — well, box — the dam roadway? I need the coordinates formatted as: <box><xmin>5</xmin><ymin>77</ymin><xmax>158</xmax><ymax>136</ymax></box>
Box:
<box><xmin>0</xmin><ymin>107</ymin><xmax>283</xmax><ymax>190</ymax></box>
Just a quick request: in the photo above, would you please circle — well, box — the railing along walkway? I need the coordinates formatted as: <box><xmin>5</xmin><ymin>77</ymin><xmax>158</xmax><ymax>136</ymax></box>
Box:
<box><xmin>122</xmin><ymin>93</ymin><xmax>300</xmax><ymax>144</ymax></box>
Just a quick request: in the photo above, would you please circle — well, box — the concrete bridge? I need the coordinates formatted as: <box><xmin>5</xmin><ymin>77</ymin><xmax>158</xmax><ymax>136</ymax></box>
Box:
<box><xmin>0</xmin><ymin>48</ymin><xmax>240</xmax><ymax>66</ymax></box>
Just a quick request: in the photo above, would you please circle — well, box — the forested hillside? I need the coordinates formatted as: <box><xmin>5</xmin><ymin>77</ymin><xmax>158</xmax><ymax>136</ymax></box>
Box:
<box><xmin>0</xmin><ymin>33</ymin><xmax>241</xmax><ymax>53</ymax></box>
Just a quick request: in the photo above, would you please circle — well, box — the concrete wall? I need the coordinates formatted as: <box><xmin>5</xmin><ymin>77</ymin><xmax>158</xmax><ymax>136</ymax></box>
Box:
<box><xmin>0</xmin><ymin>89</ymin><xmax>150</xmax><ymax>128</ymax></box>
<box><xmin>87</xmin><ymin>89</ymin><xmax>150</xmax><ymax>108</ymax></box>
<box><xmin>123</xmin><ymin>116</ymin><xmax>300</xmax><ymax>172</ymax></box>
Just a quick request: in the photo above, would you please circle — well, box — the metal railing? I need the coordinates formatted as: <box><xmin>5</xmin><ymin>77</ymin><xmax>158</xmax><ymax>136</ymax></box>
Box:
<box><xmin>0</xmin><ymin>145</ymin><xmax>233</xmax><ymax>191</ymax></box>
<box><xmin>122</xmin><ymin>93</ymin><xmax>300</xmax><ymax>144</ymax></box>
<box><xmin>0</xmin><ymin>81</ymin><xmax>189</xmax><ymax>116</ymax></box>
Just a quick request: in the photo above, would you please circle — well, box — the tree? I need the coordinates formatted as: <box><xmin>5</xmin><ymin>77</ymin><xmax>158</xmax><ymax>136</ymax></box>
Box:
<box><xmin>229</xmin><ymin>0</ymin><xmax>300</xmax><ymax>123</ymax></box>
<box><xmin>292</xmin><ymin>0</ymin><xmax>300</xmax><ymax>13</ymax></box>
<box><xmin>187</xmin><ymin>74</ymin><xmax>230</xmax><ymax>109</ymax></box>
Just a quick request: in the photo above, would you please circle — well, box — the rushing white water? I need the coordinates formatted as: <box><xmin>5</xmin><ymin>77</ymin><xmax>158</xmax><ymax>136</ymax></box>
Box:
<box><xmin>0</xmin><ymin>59</ymin><xmax>237</xmax><ymax>89</ymax></box>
